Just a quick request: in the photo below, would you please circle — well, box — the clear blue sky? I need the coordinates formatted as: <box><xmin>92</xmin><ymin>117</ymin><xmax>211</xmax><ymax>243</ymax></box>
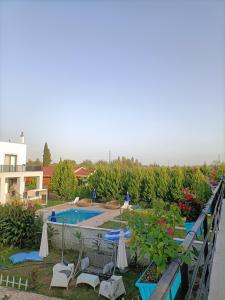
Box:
<box><xmin>0</xmin><ymin>0</ymin><xmax>224</xmax><ymax>165</ymax></box>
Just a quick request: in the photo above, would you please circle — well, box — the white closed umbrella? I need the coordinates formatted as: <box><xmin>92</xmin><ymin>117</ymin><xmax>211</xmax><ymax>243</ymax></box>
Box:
<box><xmin>116</xmin><ymin>232</ymin><xmax>128</xmax><ymax>270</ymax></box>
<box><xmin>39</xmin><ymin>212</ymin><xmax>49</xmax><ymax>258</ymax></box>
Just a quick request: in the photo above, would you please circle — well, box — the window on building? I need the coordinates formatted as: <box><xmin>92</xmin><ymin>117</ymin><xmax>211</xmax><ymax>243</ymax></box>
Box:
<box><xmin>4</xmin><ymin>155</ymin><xmax>17</xmax><ymax>171</ymax></box>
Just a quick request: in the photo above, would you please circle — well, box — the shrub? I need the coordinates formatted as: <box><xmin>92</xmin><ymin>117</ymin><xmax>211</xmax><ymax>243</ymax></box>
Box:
<box><xmin>190</xmin><ymin>168</ymin><xmax>211</xmax><ymax>202</ymax></box>
<box><xmin>154</xmin><ymin>167</ymin><xmax>170</xmax><ymax>200</ymax></box>
<box><xmin>178</xmin><ymin>188</ymin><xmax>203</xmax><ymax>222</ymax></box>
<box><xmin>140</xmin><ymin>168</ymin><xmax>156</xmax><ymax>207</ymax></box>
<box><xmin>168</xmin><ymin>167</ymin><xmax>184</xmax><ymax>202</ymax></box>
<box><xmin>51</xmin><ymin>159</ymin><xmax>78</xmax><ymax>200</ymax></box>
<box><xmin>216</xmin><ymin>163</ymin><xmax>225</xmax><ymax>180</ymax></box>
<box><xmin>125</xmin><ymin>200</ymin><xmax>190</xmax><ymax>277</ymax></box>
<box><xmin>0</xmin><ymin>200</ymin><xmax>42</xmax><ymax>248</ymax></box>
<box><xmin>121</xmin><ymin>168</ymin><xmax>142</xmax><ymax>203</ymax></box>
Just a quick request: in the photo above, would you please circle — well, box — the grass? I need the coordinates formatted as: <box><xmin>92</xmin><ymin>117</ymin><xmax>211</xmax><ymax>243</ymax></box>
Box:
<box><xmin>114</xmin><ymin>212</ymin><xmax>129</xmax><ymax>221</ymax></box>
<box><xmin>0</xmin><ymin>246</ymin><xmax>140</xmax><ymax>300</ymax></box>
<box><xmin>99</xmin><ymin>220</ymin><xmax>127</xmax><ymax>229</ymax></box>
<box><xmin>45</xmin><ymin>199</ymin><xmax>67</xmax><ymax>208</ymax></box>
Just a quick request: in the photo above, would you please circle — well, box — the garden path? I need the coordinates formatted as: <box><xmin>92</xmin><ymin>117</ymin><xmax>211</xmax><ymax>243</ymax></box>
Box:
<box><xmin>0</xmin><ymin>286</ymin><xmax>63</xmax><ymax>300</ymax></box>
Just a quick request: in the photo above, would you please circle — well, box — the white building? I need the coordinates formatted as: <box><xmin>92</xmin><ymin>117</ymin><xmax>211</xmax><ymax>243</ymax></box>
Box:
<box><xmin>0</xmin><ymin>132</ymin><xmax>47</xmax><ymax>204</ymax></box>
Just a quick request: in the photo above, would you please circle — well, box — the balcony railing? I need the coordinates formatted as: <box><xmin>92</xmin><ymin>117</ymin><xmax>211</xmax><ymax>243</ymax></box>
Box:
<box><xmin>0</xmin><ymin>165</ymin><xmax>42</xmax><ymax>172</ymax></box>
<box><xmin>150</xmin><ymin>179</ymin><xmax>224</xmax><ymax>300</ymax></box>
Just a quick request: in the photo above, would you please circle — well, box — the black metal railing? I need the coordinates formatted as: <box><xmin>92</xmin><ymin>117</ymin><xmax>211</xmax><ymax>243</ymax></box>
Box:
<box><xmin>151</xmin><ymin>179</ymin><xmax>224</xmax><ymax>300</ymax></box>
<box><xmin>0</xmin><ymin>165</ymin><xmax>42</xmax><ymax>172</ymax></box>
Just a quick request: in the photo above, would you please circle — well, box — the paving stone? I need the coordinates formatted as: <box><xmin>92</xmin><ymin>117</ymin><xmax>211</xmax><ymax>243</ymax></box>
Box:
<box><xmin>0</xmin><ymin>286</ymin><xmax>62</xmax><ymax>300</ymax></box>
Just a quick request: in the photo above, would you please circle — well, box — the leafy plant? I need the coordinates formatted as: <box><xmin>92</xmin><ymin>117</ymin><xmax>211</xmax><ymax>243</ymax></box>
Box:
<box><xmin>178</xmin><ymin>188</ymin><xmax>203</xmax><ymax>222</ymax></box>
<box><xmin>0</xmin><ymin>201</ymin><xmax>42</xmax><ymax>248</ymax></box>
<box><xmin>125</xmin><ymin>200</ymin><xmax>191</xmax><ymax>279</ymax></box>
<box><xmin>51</xmin><ymin>159</ymin><xmax>78</xmax><ymax>200</ymax></box>
<box><xmin>190</xmin><ymin>168</ymin><xmax>212</xmax><ymax>202</ymax></box>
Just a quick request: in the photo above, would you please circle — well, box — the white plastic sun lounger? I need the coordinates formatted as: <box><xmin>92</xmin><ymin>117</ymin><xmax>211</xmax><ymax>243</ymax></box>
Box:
<box><xmin>69</xmin><ymin>197</ymin><xmax>79</xmax><ymax>205</ymax></box>
<box><xmin>50</xmin><ymin>262</ymin><xmax>74</xmax><ymax>289</ymax></box>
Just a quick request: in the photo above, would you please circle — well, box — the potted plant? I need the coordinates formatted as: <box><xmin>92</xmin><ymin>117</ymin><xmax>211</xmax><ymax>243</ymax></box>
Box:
<box><xmin>125</xmin><ymin>200</ymin><xmax>190</xmax><ymax>300</ymax></box>
<box><xmin>178</xmin><ymin>188</ymin><xmax>203</xmax><ymax>237</ymax></box>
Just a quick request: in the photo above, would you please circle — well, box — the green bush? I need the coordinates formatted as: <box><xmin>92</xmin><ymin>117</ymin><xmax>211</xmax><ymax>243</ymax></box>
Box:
<box><xmin>168</xmin><ymin>167</ymin><xmax>184</xmax><ymax>202</ymax></box>
<box><xmin>86</xmin><ymin>164</ymin><xmax>213</xmax><ymax>206</ymax></box>
<box><xmin>0</xmin><ymin>201</ymin><xmax>42</xmax><ymax>248</ymax></box>
<box><xmin>190</xmin><ymin>168</ymin><xmax>212</xmax><ymax>202</ymax></box>
<box><xmin>51</xmin><ymin>159</ymin><xmax>78</xmax><ymax>200</ymax></box>
<box><xmin>89</xmin><ymin>165</ymin><xmax>122</xmax><ymax>201</ymax></box>
<box><xmin>121</xmin><ymin>168</ymin><xmax>142</xmax><ymax>203</ymax></box>
<box><xmin>154</xmin><ymin>167</ymin><xmax>170</xmax><ymax>200</ymax></box>
<box><xmin>216</xmin><ymin>163</ymin><xmax>225</xmax><ymax>180</ymax></box>
<box><xmin>140</xmin><ymin>168</ymin><xmax>156</xmax><ymax>207</ymax></box>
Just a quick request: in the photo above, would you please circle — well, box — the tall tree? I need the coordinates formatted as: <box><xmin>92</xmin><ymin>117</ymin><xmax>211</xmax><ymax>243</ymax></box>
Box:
<box><xmin>140</xmin><ymin>168</ymin><xmax>156</xmax><ymax>207</ymax></box>
<box><xmin>51</xmin><ymin>160</ymin><xmax>78</xmax><ymax>200</ymax></box>
<box><xmin>43</xmin><ymin>142</ymin><xmax>52</xmax><ymax>166</ymax></box>
<box><xmin>168</xmin><ymin>167</ymin><xmax>184</xmax><ymax>202</ymax></box>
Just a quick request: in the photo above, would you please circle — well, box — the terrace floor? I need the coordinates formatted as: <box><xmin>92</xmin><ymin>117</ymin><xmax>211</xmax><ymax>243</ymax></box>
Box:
<box><xmin>40</xmin><ymin>202</ymin><xmax>121</xmax><ymax>228</ymax></box>
<box><xmin>208</xmin><ymin>198</ymin><xmax>225</xmax><ymax>300</ymax></box>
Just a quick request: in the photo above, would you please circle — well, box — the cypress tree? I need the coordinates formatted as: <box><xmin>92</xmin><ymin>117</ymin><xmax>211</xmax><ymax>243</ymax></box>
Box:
<box><xmin>51</xmin><ymin>160</ymin><xmax>78</xmax><ymax>200</ymax></box>
<box><xmin>140</xmin><ymin>168</ymin><xmax>156</xmax><ymax>207</ymax></box>
<box><xmin>43</xmin><ymin>142</ymin><xmax>52</xmax><ymax>166</ymax></box>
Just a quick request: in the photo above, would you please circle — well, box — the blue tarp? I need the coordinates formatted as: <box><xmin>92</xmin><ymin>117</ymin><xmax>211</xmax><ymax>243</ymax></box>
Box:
<box><xmin>9</xmin><ymin>251</ymin><xmax>43</xmax><ymax>264</ymax></box>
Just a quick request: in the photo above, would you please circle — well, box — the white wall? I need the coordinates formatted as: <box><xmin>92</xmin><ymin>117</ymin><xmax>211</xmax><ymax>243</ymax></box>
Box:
<box><xmin>0</xmin><ymin>142</ymin><xmax>27</xmax><ymax>165</ymax></box>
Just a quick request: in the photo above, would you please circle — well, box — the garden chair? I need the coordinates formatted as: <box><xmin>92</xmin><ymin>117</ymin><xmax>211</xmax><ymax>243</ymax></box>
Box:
<box><xmin>69</xmin><ymin>197</ymin><xmax>79</xmax><ymax>205</ymax></box>
<box><xmin>80</xmin><ymin>251</ymin><xmax>114</xmax><ymax>278</ymax></box>
<box><xmin>99</xmin><ymin>275</ymin><xmax>126</xmax><ymax>300</ymax></box>
<box><xmin>50</xmin><ymin>262</ymin><xmax>74</xmax><ymax>289</ymax></box>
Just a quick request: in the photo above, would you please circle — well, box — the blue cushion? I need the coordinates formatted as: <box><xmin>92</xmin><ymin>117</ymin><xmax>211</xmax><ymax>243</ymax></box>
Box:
<box><xmin>9</xmin><ymin>251</ymin><xmax>43</xmax><ymax>264</ymax></box>
<box><xmin>26</xmin><ymin>251</ymin><xmax>43</xmax><ymax>261</ymax></box>
<box><xmin>109</xmin><ymin>229</ymin><xmax>121</xmax><ymax>234</ymax></box>
<box><xmin>9</xmin><ymin>252</ymin><xmax>27</xmax><ymax>264</ymax></box>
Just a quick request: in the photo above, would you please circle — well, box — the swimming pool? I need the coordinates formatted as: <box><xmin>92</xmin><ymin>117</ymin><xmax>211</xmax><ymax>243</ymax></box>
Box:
<box><xmin>48</xmin><ymin>208</ymin><xmax>104</xmax><ymax>225</ymax></box>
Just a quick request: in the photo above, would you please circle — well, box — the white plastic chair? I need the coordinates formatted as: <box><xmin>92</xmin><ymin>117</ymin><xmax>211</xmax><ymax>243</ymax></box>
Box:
<box><xmin>50</xmin><ymin>262</ymin><xmax>74</xmax><ymax>289</ymax></box>
<box><xmin>99</xmin><ymin>275</ymin><xmax>126</xmax><ymax>300</ymax></box>
<box><xmin>69</xmin><ymin>197</ymin><xmax>79</xmax><ymax>205</ymax></box>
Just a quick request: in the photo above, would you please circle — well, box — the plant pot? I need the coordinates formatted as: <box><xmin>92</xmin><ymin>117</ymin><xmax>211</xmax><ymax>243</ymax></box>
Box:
<box><xmin>135</xmin><ymin>264</ymin><xmax>181</xmax><ymax>300</ymax></box>
<box><xmin>185</xmin><ymin>221</ymin><xmax>202</xmax><ymax>237</ymax></box>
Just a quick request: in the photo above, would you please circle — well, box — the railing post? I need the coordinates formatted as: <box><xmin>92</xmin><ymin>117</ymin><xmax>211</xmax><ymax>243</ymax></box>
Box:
<box><xmin>180</xmin><ymin>262</ymin><xmax>189</xmax><ymax>297</ymax></box>
<box><xmin>203</xmin><ymin>215</ymin><xmax>209</xmax><ymax>285</ymax></box>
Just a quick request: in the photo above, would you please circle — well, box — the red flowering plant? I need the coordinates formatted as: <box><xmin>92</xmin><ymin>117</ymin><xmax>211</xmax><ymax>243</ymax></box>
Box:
<box><xmin>178</xmin><ymin>188</ymin><xmax>203</xmax><ymax>222</ymax></box>
<box><xmin>125</xmin><ymin>200</ymin><xmax>191</xmax><ymax>280</ymax></box>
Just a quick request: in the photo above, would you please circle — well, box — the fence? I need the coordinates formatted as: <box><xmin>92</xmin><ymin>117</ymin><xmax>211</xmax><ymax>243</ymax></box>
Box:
<box><xmin>0</xmin><ymin>273</ymin><xmax>28</xmax><ymax>290</ymax></box>
<box><xmin>0</xmin><ymin>165</ymin><xmax>42</xmax><ymax>172</ymax></box>
<box><xmin>151</xmin><ymin>179</ymin><xmax>224</xmax><ymax>300</ymax></box>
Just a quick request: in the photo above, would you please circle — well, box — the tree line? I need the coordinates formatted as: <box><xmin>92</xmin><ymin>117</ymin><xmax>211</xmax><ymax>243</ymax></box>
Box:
<box><xmin>50</xmin><ymin>158</ymin><xmax>225</xmax><ymax>206</ymax></box>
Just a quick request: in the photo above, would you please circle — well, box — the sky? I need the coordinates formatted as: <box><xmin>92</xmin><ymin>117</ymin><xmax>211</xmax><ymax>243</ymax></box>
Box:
<box><xmin>0</xmin><ymin>0</ymin><xmax>225</xmax><ymax>165</ymax></box>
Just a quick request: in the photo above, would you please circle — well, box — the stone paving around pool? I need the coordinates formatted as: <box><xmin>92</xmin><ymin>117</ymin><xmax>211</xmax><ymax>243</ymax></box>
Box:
<box><xmin>40</xmin><ymin>202</ymin><xmax>121</xmax><ymax>228</ymax></box>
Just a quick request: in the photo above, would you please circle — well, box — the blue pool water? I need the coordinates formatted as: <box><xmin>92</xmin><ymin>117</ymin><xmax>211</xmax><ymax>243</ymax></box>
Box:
<box><xmin>48</xmin><ymin>208</ymin><xmax>103</xmax><ymax>224</ymax></box>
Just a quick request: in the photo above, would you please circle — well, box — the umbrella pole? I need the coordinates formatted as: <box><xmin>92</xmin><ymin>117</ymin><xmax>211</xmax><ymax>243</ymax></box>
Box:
<box><xmin>61</xmin><ymin>221</ymin><xmax>65</xmax><ymax>263</ymax></box>
<box><xmin>113</xmin><ymin>243</ymin><xmax>117</xmax><ymax>275</ymax></box>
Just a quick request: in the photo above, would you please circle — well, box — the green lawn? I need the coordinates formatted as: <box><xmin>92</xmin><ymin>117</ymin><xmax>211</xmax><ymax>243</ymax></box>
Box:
<box><xmin>99</xmin><ymin>220</ymin><xmax>127</xmax><ymax>229</ymax></box>
<box><xmin>45</xmin><ymin>199</ymin><xmax>67</xmax><ymax>208</ymax></box>
<box><xmin>114</xmin><ymin>212</ymin><xmax>129</xmax><ymax>221</ymax></box>
<box><xmin>0</xmin><ymin>247</ymin><xmax>140</xmax><ymax>300</ymax></box>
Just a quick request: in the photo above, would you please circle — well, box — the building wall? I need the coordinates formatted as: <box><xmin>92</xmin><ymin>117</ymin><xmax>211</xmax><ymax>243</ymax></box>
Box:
<box><xmin>0</xmin><ymin>142</ymin><xmax>27</xmax><ymax>165</ymax></box>
<box><xmin>0</xmin><ymin>171</ymin><xmax>43</xmax><ymax>204</ymax></box>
